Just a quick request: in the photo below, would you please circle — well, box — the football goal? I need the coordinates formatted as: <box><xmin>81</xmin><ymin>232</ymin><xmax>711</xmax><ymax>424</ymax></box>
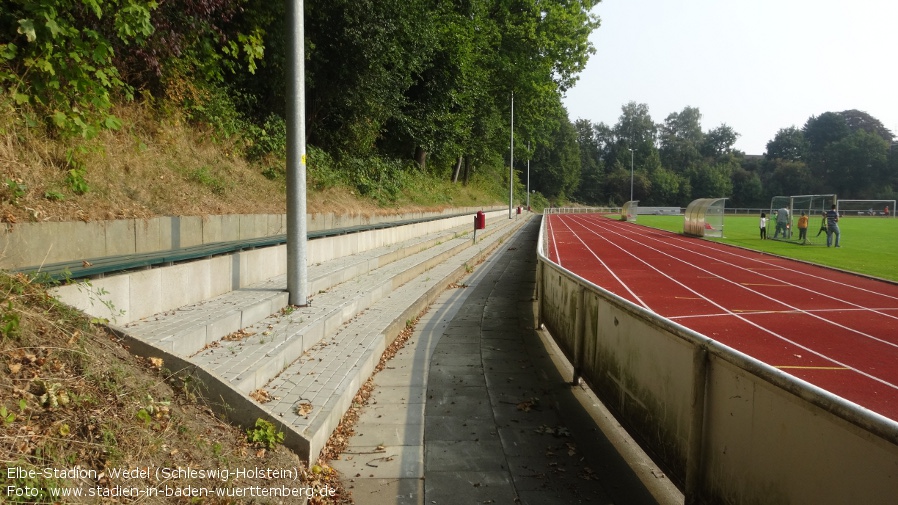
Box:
<box><xmin>769</xmin><ymin>194</ymin><xmax>837</xmax><ymax>245</ymax></box>
<box><xmin>837</xmin><ymin>199</ymin><xmax>895</xmax><ymax>217</ymax></box>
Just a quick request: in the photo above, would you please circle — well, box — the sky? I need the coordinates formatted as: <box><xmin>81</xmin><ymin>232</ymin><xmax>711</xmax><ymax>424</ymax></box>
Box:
<box><xmin>562</xmin><ymin>0</ymin><xmax>898</xmax><ymax>155</ymax></box>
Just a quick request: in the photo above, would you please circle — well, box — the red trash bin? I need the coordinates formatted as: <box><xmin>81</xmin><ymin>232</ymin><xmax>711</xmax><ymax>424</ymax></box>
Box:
<box><xmin>475</xmin><ymin>211</ymin><xmax>486</xmax><ymax>230</ymax></box>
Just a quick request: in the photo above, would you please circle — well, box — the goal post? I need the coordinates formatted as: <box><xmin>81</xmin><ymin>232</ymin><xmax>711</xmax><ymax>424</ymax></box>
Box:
<box><xmin>769</xmin><ymin>194</ymin><xmax>836</xmax><ymax>245</ymax></box>
<box><xmin>837</xmin><ymin>199</ymin><xmax>896</xmax><ymax>217</ymax></box>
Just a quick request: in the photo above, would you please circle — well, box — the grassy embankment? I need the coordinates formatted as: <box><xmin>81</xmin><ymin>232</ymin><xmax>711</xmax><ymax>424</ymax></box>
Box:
<box><xmin>1</xmin><ymin>100</ymin><xmax>529</xmax><ymax>503</ymax></box>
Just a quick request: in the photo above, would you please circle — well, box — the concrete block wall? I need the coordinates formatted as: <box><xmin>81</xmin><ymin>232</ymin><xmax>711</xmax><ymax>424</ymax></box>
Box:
<box><xmin>1</xmin><ymin>206</ymin><xmax>501</xmax><ymax>270</ymax></box>
<box><xmin>534</xmin><ymin>217</ymin><xmax>898</xmax><ymax>505</ymax></box>
<box><xmin>51</xmin><ymin>209</ymin><xmax>507</xmax><ymax>325</ymax></box>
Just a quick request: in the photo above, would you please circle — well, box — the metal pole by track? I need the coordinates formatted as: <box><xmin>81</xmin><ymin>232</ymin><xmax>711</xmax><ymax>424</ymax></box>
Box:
<box><xmin>509</xmin><ymin>92</ymin><xmax>514</xmax><ymax>219</ymax></box>
<box><xmin>286</xmin><ymin>0</ymin><xmax>309</xmax><ymax>306</ymax></box>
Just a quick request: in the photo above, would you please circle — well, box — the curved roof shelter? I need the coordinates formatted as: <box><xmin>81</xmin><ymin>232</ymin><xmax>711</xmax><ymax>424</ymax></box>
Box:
<box><xmin>621</xmin><ymin>200</ymin><xmax>639</xmax><ymax>222</ymax></box>
<box><xmin>684</xmin><ymin>198</ymin><xmax>727</xmax><ymax>237</ymax></box>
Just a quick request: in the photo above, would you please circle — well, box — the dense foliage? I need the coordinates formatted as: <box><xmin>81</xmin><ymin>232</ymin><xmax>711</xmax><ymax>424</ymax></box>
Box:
<box><xmin>3</xmin><ymin>1</ymin><xmax>894</xmax><ymax>208</ymax></box>
<box><xmin>572</xmin><ymin>103</ymin><xmax>897</xmax><ymax>207</ymax></box>
<box><xmin>1</xmin><ymin>0</ymin><xmax>600</xmax><ymax>205</ymax></box>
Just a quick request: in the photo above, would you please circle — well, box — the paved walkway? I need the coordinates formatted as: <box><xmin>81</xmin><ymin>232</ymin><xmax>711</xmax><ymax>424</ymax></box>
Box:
<box><xmin>331</xmin><ymin>218</ymin><xmax>682</xmax><ymax>505</ymax></box>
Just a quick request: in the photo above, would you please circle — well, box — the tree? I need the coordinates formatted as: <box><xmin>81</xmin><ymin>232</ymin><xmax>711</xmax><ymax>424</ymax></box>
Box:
<box><xmin>686</xmin><ymin>160</ymin><xmax>734</xmax><ymax>200</ymax></box>
<box><xmin>823</xmin><ymin>130</ymin><xmax>889</xmax><ymax>198</ymax></box>
<box><xmin>730</xmin><ymin>167</ymin><xmax>763</xmax><ymax>208</ymax></box>
<box><xmin>701</xmin><ymin>124</ymin><xmax>740</xmax><ymax>158</ymax></box>
<box><xmin>659</xmin><ymin>106</ymin><xmax>704</xmax><ymax>172</ymax></box>
<box><xmin>531</xmin><ymin>108</ymin><xmax>581</xmax><ymax>201</ymax></box>
<box><xmin>803</xmin><ymin>112</ymin><xmax>850</xmax><ymax>158</ymax></box>
<box><xmin>839</xmin><ymin>109</ymin><xmax>894</xmax><ymax>143</ymax></box>
<box><xmin>303</xmin><ymin>0</ymin><xmax>437</xmax><ymax>155</ymax></box>
<box><xmin>0</xmin><ymin>0</ymin><xmax>157</xmax><ymax>136</ymax></box>
<box><xmin>573</xmin><ymin>119</ymin><xmax>604</xmax><ymax>204</ymax></box>
<box><xmin>802</xmin><ymin>112</ymin><xmax>851</xmax><ymax>190</ymax></box>
<box><xmin>765</xmin><ymin>127</ymin><xmax>809</xmax><ymax>162</ymax></box>
<box><xmin>766</xmin><ymin>160</ymin><xmax>815</xmax><ymax>197</ymax></box>
<box><xmin>614</xmin><ymin>102</ymin><xmax>656</xmax><ymax>153</ymax></box>
<box><xmin>648</xmin><ymin>166</ymin><xmax>685</xmax><ymax>206</ymax></box>
<box><xmin>603</xmin><ymin>163</ymin><xmax>631</xmax><ymax>206</ymax></box>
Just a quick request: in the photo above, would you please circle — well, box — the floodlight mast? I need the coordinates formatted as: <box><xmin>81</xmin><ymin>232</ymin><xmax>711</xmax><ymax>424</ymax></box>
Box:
<box><xmin>628</xmin><ymin>148</ymin><xmax>634</xmax><ymax>205</ymax></box>
<box><xmin>286</xmin><ymin>0</ymin><xmax>308</xmax><ymax>306</ymax></box>
<box><xmin>509</xmin><ymin>91</ymin><xmax>514</xmax><ymax>219</ymax></box>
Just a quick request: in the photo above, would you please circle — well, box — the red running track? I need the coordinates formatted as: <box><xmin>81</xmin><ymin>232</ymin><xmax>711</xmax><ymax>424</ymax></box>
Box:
<box><xmin>546</xmin><ymin>213</ymin><xmax>898</xmax><ymax>421</ymax></box>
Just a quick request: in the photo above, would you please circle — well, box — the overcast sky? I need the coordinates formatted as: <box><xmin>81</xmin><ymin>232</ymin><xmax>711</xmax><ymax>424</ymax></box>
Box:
<box><xmin>562</xmin><ymin>0</ymin><xmax>898</xmax><ymax>155</ymax></box>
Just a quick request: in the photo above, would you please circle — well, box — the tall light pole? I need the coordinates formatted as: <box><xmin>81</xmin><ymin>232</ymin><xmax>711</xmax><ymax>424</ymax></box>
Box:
<box><xmin>509</xmin><ymin>91</ymin><xmax>514</xmax><ymax>219</ymax></box>
<box><xmin>286</xmin><ymin>0</ymin><xmax>308</xmax><ymax>306</ymax></box>
<box><xmin>628</xmin><ymin>148</ymin><xmax>634</xmax><ymax>204</ymax></box>
<box><xmin>526</xmin><ymin>142</ymin><xmax>530</xmax><ymax>210</ymax></box>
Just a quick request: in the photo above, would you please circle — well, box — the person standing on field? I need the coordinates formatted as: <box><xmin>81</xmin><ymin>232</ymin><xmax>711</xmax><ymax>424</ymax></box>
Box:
<box><xmin>825</xmin><ymin>204</ymin><xmax>841</xmax><ymax>247</ymax></box>
<box><xmin>797</xmin><ymin>212</ymin><xmax>809</xmax><ymax>244</ymax></box>
<box><xmin>773</xmin><ymin>208</ymin><xmax>789</xmax><ymax>238</ymax></box>
<box><xmin>759</xmin><ymin>212</ymin><xmax>767</xmax><ymax>239</ymax></box>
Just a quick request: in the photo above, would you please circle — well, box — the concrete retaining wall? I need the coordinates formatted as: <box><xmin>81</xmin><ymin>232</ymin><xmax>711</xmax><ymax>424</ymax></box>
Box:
<box><xmin>51</xmin><ymin>209</ymin><xmax>508</xmax><ymax>325</ymax></box>
<box><xmin>0</xmin><ymin>207</ymin><xmax>499</xmax><ymax>270</ymax></box>
<box><xmin>535</xmin><ymin>215</ymin><xmax>898</xmax><ymax>504</ymax></box>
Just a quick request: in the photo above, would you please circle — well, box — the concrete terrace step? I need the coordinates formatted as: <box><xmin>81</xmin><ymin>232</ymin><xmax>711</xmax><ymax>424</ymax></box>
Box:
<box><xmin>121</xmin><ymin>217</ymin><xmax>498</xmax><ymax>358</ymax></box>
<box><xmin>257</xmin><ymin>215</ymin><xmax>533</xmax><ymax>461</ymax></box>
<box><xmin>187</xmin><ymin>216</ymin><xmax>520</xmax><ymax>396</ymax></box>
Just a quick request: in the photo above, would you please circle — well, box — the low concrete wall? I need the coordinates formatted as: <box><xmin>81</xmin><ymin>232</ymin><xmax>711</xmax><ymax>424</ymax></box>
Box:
<box><xmin>0</xmin><ymin>207</ymin><xmax>500</xmax><ymax>270</ymax></box>
<box><xmin>51</xmin><ymin>210</ymin><xmax>508</xmax><ymax>325</ymax></box>
<box><xmin>535</xmin><ymin>215</ymin><xmax>898</xmax><ymax>504</ymax></box>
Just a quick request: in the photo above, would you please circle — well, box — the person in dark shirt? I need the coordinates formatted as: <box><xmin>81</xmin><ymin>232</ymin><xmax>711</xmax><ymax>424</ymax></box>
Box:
<box><xmin>825</xmin><ymin>205</ymin><xmax>840</xmax><ymax>247</ymax></box>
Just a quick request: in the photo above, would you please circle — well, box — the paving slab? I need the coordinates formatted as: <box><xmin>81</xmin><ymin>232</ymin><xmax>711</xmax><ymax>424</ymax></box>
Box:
<box><xmin>332</xmin><ymin>217</ymin><xmax>683</xmax><ymax>505</ymax></box>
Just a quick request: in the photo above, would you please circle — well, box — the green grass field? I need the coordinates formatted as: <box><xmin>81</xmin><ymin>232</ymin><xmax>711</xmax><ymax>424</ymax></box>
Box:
<box><xmin>633</xmin><ymin>214</ymin><xmax>898</xmax><ymax>282</ymax></box>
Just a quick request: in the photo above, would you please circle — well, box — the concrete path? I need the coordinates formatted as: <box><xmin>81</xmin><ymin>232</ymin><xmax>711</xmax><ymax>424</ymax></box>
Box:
<box><xmin>332</xmin><ymin>218</ymin><xmax>682</xmax><ymax>505</ymax></box>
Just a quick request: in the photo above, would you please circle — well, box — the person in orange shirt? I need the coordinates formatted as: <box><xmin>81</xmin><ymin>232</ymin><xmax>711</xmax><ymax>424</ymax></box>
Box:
<box><xmin>797</xmin><ymin>212</ymin><xmax>809</xmax><ymax>244</ymax></box>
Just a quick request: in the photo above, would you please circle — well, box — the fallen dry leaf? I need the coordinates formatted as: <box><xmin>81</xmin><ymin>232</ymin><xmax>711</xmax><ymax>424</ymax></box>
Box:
<box><xmin>295</xmin><ymin>401</ymin><xmax>313</xmax><ymax>416</ymax></box>
<box><xmin>250</xmin><ymin>389</ymin><xmax>272</xmax><ymax>403</ymax></box>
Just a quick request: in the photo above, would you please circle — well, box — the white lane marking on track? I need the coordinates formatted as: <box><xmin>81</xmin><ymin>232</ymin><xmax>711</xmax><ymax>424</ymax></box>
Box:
<box><xmin>671</xmin><ymin>307</ymin><xmax>898</xmax><ymax>320</ymax></box>
<box><xmin>646</xmin><ymin>218</ymin><xmax>898</xmax><ymax>306</ymax></box>
<box><xmin>574</xmin><ymin>213</ymin><xmax>898</xmax><ymax>330</ymax></box>
<box><xmin>552</xmin><ymin>214</ymin><xmax>650</xmax><ymax>310</ymax></box>
<box><xmin>557</xmin><ymin>214</ymin><xmax>898</xmax><ymax>392</ymax></box>
<box><xmin>548</xmin><ymin>214</ymin><xmax>562</xmax><ymax>266</ymax></box>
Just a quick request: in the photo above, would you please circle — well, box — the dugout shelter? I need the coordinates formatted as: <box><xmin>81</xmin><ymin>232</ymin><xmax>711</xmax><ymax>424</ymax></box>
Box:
<box><xmin>684</xmin><ymin>198</ymin><xmax>726</xmax><ymax>237</ymax></box>
<box><xmin>621</xmin><ymin>200</ymin><xmax>639</xmax><ymax>222</ymax></box>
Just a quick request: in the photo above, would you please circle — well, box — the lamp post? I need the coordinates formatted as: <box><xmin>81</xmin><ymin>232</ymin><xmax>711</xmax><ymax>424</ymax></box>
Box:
<box><xmin>286</xmin><ymin>0</ymin><xmax>308</xmax><ymax>307</ymax></box>
<box><xmin>526</xmin><ymin>142</ymin><xmax>530</xmax><ymax>210</ymax></box>
<box><xmin>628</xmin><ymin>148</ymin><xmax>634</xmax><ymax>204</ymax></box>
<box><xmin>509</xmin><ymin>92</ymin><xmax>514</xmax><ymax>219</ymax></box>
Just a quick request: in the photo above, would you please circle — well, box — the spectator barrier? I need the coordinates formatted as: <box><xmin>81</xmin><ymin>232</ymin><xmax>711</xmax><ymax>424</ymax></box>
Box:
<box><xmin>535</xmin><ymin>213</ymin><xmax>898</xmax><ymax>504</ymax></box>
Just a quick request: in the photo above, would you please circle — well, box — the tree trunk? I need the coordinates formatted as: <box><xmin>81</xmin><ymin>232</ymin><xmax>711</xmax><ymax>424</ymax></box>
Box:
<box><xmin>462</xmin><ymin>156</ymin><xmax>471</xmax><ymax>185</ymax></box>
<box><xmin>451</xmin><ymin>156</ymin><xmax>463</xmax><ymax>183</ymax></box>
<box><xmin>414</xmin><ymin>146</ymin><xmax>427</xmax><ymax>170</ymax></box>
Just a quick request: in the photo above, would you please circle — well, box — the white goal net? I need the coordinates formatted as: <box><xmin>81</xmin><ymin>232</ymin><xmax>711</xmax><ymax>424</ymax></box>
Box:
<box><xmin>769</xmin><ymin>194</ymin><xmax>837</xmax><ymax>245</ymax></box>
<box><xmin>837</xmin><ymin>199</ymin><xmax>895</xmax><ymax>217</ymax></box>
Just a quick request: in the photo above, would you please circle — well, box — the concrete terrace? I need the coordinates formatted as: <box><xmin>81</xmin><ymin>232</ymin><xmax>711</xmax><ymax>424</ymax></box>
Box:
<box><xmin>53</xmin><ymin>211</ymin><xmax>524</xmax><ymax>460</ymax></box>
<box><xmin>48</xmin><ymin>210</ymin><xmax>681</xmax><ymax>504</ymax></box>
